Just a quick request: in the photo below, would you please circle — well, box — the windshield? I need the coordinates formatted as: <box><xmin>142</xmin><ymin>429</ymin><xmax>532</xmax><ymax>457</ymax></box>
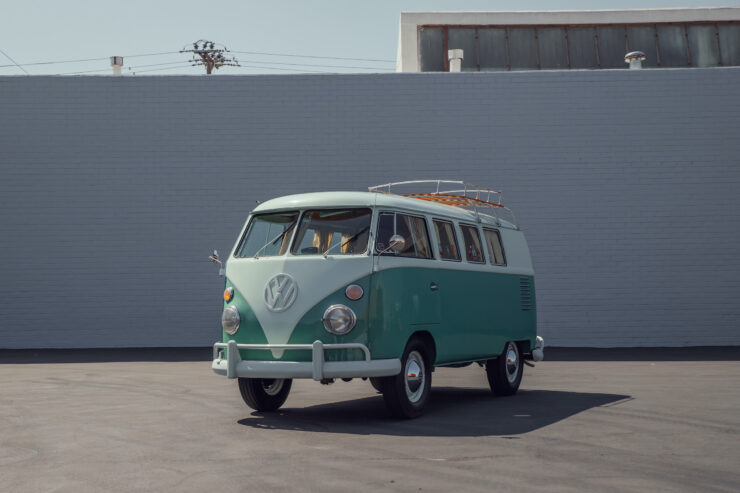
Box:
<box><xmin>235</xmin><ymin>211</ymin><xmax>299</xmax><ymax>257</ymax></box>
<box><xmin>291</xmin><ymin>208</ymin><xmax>372</xmax><ymax>255</ymax></box>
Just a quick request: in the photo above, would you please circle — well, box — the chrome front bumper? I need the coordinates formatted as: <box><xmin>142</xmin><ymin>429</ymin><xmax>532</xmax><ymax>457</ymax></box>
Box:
<box><xmin>212</xmin><ymin>340</ymin><xmax>401</xmax><ymax>381</ymax></box>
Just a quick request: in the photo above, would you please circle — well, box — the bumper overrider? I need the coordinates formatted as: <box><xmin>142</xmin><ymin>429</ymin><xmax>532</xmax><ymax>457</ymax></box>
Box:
<box><xmin>531</xmin><ymin>336</ymin><xmax>545</xmax><ymax>361</ymax></box>
<box><xmin>212</xmin><ymin>340</ymin><xmax>402</xmax><ymax>381</ymax></box>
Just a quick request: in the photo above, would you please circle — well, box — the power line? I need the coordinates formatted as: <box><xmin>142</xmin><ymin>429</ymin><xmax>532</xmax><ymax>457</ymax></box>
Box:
<box><xmin>129</xmin><ymin>64</ymin><xmax>195</xmax><ymax>74</ymax></box>
<box><xmin>0</xmin><ymin>55</ymin><xmax>107</xmax><ymax>68</ymax></box>
<box><xmin>231</xmin><ymin>50</ymin><xmax>394</xmax><ymax>63</ymax></box>
<box><xmin>57</xmin><ymin>63</ymin><xmax>194</xmax><ymax>75</ymax></box>
<box><xmin>125</xmin><ymin>57</ymin><xmax>392</xmax><ymax>72</ymax></box>
<box><xmin>1</xmin><ymin>50</ymin><xmax>394</xmax><ymax>70</ymax></box>
<box><xmin>236</xmin><ymin>64</ymin><xmax>330</xmax><ymax>74</ymax></box>
<box><xmin>56</xmin><ymin>68</ymin><xmax>113</xmax><ymax>75</ymax></box>
<box><xmin>234</xmin><ymin>58</ymin><xmax>392</xmax><ymax>71</ymax></box>
<box><xmin>127</xmin><ymin>64</ymin><xmax>352</xmax><ymax>75</ymax></box>
<box><xmin>122</xmin><ymin>58</ymin><xmax>391</xmax><ymax>72</ymax></box>
<box><xmin>125</xmin><ymin>51</ymin><xmax>181</xmax><ymax>58</ymax></box>
<box><xmin>126</xmin><ymin>60</ymin><xmax>190</xmax><ymax>70</ymax></box>
<box><xmin>3</xmin><ymin>48</ymin><xmax>396</xmax><ymax>74</ymax></box>
<box><xmin>54</xmin><ymin>60</ymin><xmax>187</xmax><ymax>74</ymax></box>
<box><xmin>0</xmin><ymin>51</ymin><xmax>181</xmax><ymax>69</ymax></box>
<box><xmin>0</xmin><ymin>48</ymin><xmax>29</xmax><ymax>74</ymax></box>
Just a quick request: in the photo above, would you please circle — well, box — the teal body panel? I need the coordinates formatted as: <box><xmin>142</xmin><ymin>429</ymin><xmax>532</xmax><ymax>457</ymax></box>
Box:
<box><xmin>222</xmin><ymin>267</ymin><xmax>536</xmax><ymax>365</ymax></box>
<box><xmin>367</xmin><ymin>267</ymin><xmax>536</xmax><ymax>363</ymax></box>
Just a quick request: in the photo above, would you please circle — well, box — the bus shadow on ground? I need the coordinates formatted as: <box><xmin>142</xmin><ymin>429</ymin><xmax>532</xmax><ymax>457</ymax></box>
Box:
<box><xmin>237</xmin><ymin>388</ymin><xmax>630</xmax><ymax>437</ymax></box>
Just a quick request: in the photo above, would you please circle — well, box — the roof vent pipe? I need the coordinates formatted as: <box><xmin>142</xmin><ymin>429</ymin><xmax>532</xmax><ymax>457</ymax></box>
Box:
<box><xmin>110</xmin><ymin>56</ymin><xmax>123</xmax><ymax>75</ymax></box>
<box><xmin>448</xmin><ymin>49</ymin><xmax>463</xmax><ymax>72</ymax></box>
<box><xmin>624</xmin><ymin>51</ymin><xmax>646</xmax><ymax>69</ymax></box>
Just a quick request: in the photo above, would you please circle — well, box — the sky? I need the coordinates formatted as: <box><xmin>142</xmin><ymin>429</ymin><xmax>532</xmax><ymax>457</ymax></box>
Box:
<box><xmin>1</xmin><ymin>0</ymin><xmax>738</xmax><ymax>76</ymax></box>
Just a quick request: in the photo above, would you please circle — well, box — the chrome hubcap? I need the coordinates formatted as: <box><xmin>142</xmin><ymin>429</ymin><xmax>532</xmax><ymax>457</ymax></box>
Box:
<box><xmin>404</xmin><ymin>351</ymin><xmax>425</xmax><ymax>403</ymax></box>
<box><xmin>262</xmin><ymin>379</ymin><xmax>284</xmax><ymax>396</ymax></box>
<box><xmin>505</xmin><ymin>343</ymin><xmax>519</xmax><ymax>384</ymax></box>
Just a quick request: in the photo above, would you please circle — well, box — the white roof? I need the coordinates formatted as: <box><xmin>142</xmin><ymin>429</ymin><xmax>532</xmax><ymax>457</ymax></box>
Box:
<box><xmin>253</xmin><ymin>191</ymin><xmax>516</xmax><ymax>229</ymax></box>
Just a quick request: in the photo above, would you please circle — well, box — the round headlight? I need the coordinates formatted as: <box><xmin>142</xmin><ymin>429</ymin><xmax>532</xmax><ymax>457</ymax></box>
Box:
<box><xmin>221</xmin><ymin>306</ymin><xmax>240</xmax><ymax>335</ymax></box>
<box><xmin>322</xmin><ymin>304</ymin><xmax>356</xmax><ymax>335</ymax></box>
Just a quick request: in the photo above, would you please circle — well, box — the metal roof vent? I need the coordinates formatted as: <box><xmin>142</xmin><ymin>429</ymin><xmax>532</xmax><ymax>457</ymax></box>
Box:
<box><xmin>110</xmin><ymin>56</ymin><xmax>124</xmax><ymax>76</ymax></box>
<box><xmin>448</xmin><ymin>49</ymin><xmax>463</xmax><ymax>72</ymax></box>
<box><xmin>624</xmin><ymin>51</ymin><xmax>646</xmax><ymax>69</ymax></box>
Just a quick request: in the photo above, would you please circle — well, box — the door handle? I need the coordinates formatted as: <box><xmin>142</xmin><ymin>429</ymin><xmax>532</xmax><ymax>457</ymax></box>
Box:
<box><xmin>430</xmin><ymin>282</ymin><xmax>439</xmax><ymax>291</ymax></box>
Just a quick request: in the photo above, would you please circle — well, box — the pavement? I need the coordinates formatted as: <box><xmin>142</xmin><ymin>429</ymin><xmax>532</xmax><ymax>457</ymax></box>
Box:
<box><xmin>1</xmin><ymin>358</ymin><xmax>739</xmax><ymax>492</ymax></box>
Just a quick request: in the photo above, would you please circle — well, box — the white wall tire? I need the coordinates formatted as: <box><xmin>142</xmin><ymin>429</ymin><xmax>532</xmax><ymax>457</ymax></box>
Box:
<box><xmin>380</xmin><ymin>338</ymin><xmax>432</xmax><ymax>418</ymax></box>
<box><xmin>486</xmin><ymin>341</ymin><xmax>523</xmax><ymax>396</ymax></box>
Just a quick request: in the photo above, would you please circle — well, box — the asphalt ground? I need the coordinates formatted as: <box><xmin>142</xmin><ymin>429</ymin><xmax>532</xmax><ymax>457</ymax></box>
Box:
<box><xmin>1</xmin><ymin>358</ymin><xmax>739</xmax><ymax>492</ymax></box>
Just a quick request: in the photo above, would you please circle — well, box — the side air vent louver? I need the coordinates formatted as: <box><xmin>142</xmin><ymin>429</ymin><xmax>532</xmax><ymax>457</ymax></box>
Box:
<box><xmin>520</xmin><ymin>277</ymin><xmax>532</xmax><ymax>311</ymax></box>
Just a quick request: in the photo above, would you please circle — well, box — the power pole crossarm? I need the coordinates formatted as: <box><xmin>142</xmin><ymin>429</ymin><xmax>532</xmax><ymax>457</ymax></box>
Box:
<box><xmin>181</xmin><ymin>40</ymin><xmax>240</xmax><ymax>75</ymax></box>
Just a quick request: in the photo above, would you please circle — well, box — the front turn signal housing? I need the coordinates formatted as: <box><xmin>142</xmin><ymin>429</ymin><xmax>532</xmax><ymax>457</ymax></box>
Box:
<box><xmin>224</xmin><ymin>287</ymin><xmax>234</xmax><ymax>302</ymax></box>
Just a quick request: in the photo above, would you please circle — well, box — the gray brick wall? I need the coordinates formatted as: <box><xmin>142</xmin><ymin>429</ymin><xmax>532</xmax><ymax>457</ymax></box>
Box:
<box><xmin>1</xmin><ymin>69</ymin><xmax>739</xmax><ymax>348</ymax></box>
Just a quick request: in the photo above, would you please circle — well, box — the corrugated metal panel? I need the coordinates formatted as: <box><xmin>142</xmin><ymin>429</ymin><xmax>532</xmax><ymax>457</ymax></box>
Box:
<box><xmin>0</xmin><ymin>69</ymin><xmax>739</xmax><ymax>348</ymax></box>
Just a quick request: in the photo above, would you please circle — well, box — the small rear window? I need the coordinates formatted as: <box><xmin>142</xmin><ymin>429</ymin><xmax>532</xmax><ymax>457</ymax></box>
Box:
<box><xmin>483</xmin><ymin>229</ymin><xmax>506</xmax><ymax>265</ymax></box>
<box><xmin>459</xmin><ymin>224</ymin><xmax>485</xmax><ymax>263</ymax></box>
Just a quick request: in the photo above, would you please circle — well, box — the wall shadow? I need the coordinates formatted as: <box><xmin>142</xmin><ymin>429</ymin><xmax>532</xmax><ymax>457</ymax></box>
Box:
<box><xmin>0</xmin><ymin>347</ymin><xmax>211</xmax><ymax>364</ymax></box>
<box><xmin>4</xmin><ymin>346</ymin><xmax>737</xmax><ymax>363</ymax></box>
<box><xmin>237</xmin><ymin>387</ymin><xmax>630</xmax><ymax>437</ymax></box>
<box><xmin>547</xmin><ymin>346</ymin><xmax>740</xmax><ymax>361</ymax></box>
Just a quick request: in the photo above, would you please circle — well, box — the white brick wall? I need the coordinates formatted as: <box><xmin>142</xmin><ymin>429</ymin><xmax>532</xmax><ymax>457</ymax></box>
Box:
<box><xmin>0</xmin><ymin>68</ymin><xmax>739</xmax><ymax>348</ymax></box>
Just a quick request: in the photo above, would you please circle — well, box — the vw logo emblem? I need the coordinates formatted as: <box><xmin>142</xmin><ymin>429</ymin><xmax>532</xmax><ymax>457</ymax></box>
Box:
<box><xmin>264</xmin><ymin>274</ymin><xmax>298</xmax><ymax>312</ymax></box>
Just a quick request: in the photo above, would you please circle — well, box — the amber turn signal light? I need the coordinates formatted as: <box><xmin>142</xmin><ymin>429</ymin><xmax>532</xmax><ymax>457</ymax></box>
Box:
<box><xmin>345</xmin><ymin>284</ymin><xmax>363</xmax><ymax>300</ymax></box>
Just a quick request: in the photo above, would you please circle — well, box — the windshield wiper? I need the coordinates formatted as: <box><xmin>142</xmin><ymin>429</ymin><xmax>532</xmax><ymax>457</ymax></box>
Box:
<box><xmin>253</xmin><ymin>229</ymin><xmax>289</xmax><ymax>259</ymax></box>
<box><xmin>322</xmin><ymin>226</ymin><xmax>370</xmax><ymax>258</ymax></box>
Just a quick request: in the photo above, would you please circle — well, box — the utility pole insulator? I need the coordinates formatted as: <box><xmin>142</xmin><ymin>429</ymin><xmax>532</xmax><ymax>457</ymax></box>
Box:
<box><xmin>181</xmin><ymin>40</ymin><xmax>240</xmax><ymax>75</ymax></box>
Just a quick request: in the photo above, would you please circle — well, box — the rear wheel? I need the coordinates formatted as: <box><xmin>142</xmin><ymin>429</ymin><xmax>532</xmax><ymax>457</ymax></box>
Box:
<box><xmin>238</xmin><ymin>378</ymin><xmax>292</xmax><ymax>411</ymax></box>
<box><xmin>380</xmin><ymin>338</ymin><xmax>432</xmax><ymax>418</ymax></box>
<box><xmin>486</xmin><ymin>341</ymin><xmax>523</xmax><ymax>396</ymax></box>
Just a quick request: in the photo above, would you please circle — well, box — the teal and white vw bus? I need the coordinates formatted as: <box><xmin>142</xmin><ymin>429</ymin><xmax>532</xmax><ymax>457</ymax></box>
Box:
<box><xmin>211</xmin><ymin>180</ymin><xmax>543</xmax><ymax>418</ymax></box>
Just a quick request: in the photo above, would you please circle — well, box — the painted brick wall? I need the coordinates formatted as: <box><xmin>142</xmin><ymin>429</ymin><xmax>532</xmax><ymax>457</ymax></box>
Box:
<box><xmin>1</xmin><ymin>69</ymin><xmax>739</xmax><ymax>348</ymax></box>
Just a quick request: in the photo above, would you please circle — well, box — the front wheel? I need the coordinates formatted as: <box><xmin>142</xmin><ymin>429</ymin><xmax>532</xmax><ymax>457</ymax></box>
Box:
<box><xmin>486</xmin><ymin>341</ymin><xmax>523</xmax><ymax>396</ymax></box>
<box><xmin>369</xmin><ymin>377</ymin><xmax>383</xmax><ymax>393</ymax></box>
<box><xmin>380</xmin><ymin>339</ymin><xmax>432</xmax><ymax>418</ymax></box>
<box><xmin>238</xmin><ymin>378</ymin><xmax>292</xmax><ymax>411</ymax></box>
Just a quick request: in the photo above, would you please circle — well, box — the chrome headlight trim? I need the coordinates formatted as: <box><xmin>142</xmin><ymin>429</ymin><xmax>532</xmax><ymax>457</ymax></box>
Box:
<box><xmin>322</xmin><ymin>304</ymin><xmax>357</xmax><ymax>335</ymax></box>
<box><xmin>221</xmin><ymin>305</ymin><xmax>240</xmax><ymax>335</ymax></box>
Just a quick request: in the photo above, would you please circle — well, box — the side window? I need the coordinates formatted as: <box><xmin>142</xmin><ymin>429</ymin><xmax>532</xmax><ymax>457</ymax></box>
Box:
<box><xmin>375</xmin><ymin>212</ymin><xmax>395</xmax><ymax>252</ymax></box>
<box><xmin>459</xmin><ymin>224</ymin><xmax>485</xmax><ymax>263</ymax></box>
<box><xmin>375</xmin><ymin>212</ymin><xmax>432</xmax><ymax>259</ymax></box>
<box><xmin>483</xmin><ymin>229</ymin><xmax>506</xmax><ymax>265</ymax></box>
<box><xmin>433</xmin><ymin>219</ymin><xmax>461</xmax><ymax>261</ymax></box>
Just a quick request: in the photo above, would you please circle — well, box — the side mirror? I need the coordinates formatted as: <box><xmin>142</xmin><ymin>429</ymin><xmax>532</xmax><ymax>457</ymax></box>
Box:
<box><xmin>208</xmin><ymin>250</ymin><xmax>225</xmax><ymax>276</ymax></box>
<box><xmin>377</xmin><ymin>235</ymin><xmax>406</xmax><ymax>256</ymax></box>
<box><xmin>388</xmin><ymin>234</ymin><xmax>405</xmax><ymax>252</ymax></box>
<box><xmin>208</xmin><ymin>250</ymin><xmax>220</xmax><ymax>264</ymax></box>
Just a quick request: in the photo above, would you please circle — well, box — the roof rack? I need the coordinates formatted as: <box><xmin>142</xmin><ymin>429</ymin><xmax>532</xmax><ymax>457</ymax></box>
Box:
<box><xmin>368</xmin><ymin>180</ymin><xmax>517</xmax><ymax>227</ymax></box>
